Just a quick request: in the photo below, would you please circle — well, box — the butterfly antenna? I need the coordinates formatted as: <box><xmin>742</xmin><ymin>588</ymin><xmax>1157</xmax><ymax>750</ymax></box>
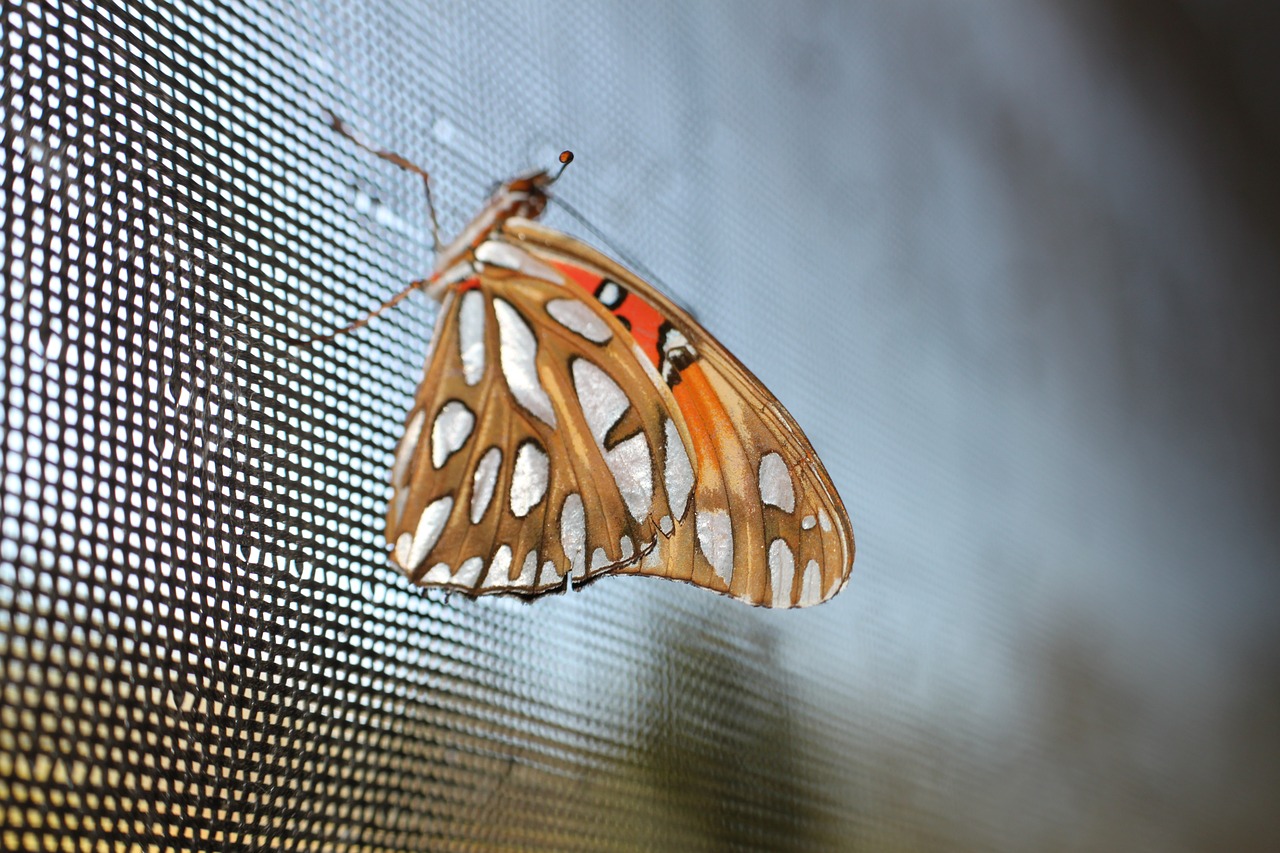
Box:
<box><xmin>325</xmin><ymin>109</ymin><xmax>443</xmax><ymax>251</ymax></box>
<box><xmin>551</xmin><ymin>149</ymin><xmax>574</xmax><ymax>183</ymax></box>
<box><xmin>551</xmin><ymin>195</ymin><xmax>665</xmax><ymax>287</ymax></box>
<box><xmin>551</xmin><ymin>193</ymin><xmax>700</xmax><ymax>322</ymax></box>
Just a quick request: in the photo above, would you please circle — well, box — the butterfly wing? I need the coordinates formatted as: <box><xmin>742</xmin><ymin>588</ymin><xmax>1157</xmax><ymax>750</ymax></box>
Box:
<box><xmin>385</xmin><ymin>249</ymin><xmax>696</xmax><ymax>595</ymax></box>
<box><xmin>503</xmin><ymin>219</ymin><xmax>854</xmax><ymax>607</ymax></box>
<box><xmin>386</xmin><ymin>223</ymin><xmax>854</xmax><ymax>607</ymax></box>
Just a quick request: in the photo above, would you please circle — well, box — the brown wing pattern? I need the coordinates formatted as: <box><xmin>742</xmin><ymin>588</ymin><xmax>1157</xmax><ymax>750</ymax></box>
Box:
<box><xmin>385</xmin><ymin>252</ymin><xmax>699</xmax><ymax>596</ymax></box>
<box><xmin>503</xmin><ymin>220</ymin><xmax>854</xmax><ymax>607</ymax></box>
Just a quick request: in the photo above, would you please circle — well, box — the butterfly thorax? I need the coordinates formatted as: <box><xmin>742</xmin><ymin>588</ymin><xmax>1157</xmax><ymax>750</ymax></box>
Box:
<box><xmin>429</xmin><ymin>170</ymin><xmax>553</xmax><ymax>292</ymax></box>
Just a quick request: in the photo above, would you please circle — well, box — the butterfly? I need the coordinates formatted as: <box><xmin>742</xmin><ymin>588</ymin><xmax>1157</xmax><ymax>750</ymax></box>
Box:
<box><xmin>324</xmin><ymin>115</ymin><xmax>854</xmax><ymax>607</ymax></box>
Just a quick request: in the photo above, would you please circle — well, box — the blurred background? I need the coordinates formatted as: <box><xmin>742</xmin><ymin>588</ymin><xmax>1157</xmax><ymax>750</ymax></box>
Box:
<box><xmin>1</xmin><ymin>0</ymin><xmax>1278</xmax><ymax>849</ymax></box>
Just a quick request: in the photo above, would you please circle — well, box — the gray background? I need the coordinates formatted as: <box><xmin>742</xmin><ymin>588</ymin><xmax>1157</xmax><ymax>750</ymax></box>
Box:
<box><xmin>1</xmin><ymin>0</ymin><xmax>1277</xmax><ymax>849</ymax></box>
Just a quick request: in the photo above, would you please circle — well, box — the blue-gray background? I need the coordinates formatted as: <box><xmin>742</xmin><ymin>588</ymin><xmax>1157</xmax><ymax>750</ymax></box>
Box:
<box><xmin>1</xmin><ymin>0</ymin><xmax>1277</xmax><ymax>849</ymax></box>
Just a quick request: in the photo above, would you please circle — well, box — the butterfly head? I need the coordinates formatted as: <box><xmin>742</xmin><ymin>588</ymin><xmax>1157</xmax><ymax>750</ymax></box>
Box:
<box><xmin>487</xmin><ymin>151</ymin><xmax>574</xmax><ymax>222</ymax></box>
<box><xmin>435</xmin><ymin>152</ymin><xmax>574</xmax><ymax>272</ymax></box>
<box><xmin>491</xmin><ymin>169</ymin><xmax>554</xmax><ymax>220</ymax></box>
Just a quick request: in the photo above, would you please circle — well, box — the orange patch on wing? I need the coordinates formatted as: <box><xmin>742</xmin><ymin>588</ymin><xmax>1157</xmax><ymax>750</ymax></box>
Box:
<box><xmin>671</xmin><ymin>363</ymin><xmax>730</xmax><ymax>475</ymax></box>
<box><xmin>553</xmin><ymin>260</ymin><xmax>663</xmax><ymax>367</ymax></box>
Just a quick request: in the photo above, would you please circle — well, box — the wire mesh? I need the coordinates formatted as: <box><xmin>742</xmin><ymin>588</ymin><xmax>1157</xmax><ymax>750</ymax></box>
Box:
<box><xmin>4</xmin><ymin>1</ymin><xmax>1280</xmax><ymax>851</ymax></box>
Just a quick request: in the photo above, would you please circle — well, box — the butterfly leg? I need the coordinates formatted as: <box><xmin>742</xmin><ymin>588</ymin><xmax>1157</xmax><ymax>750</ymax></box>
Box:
<box><xmin>325</xmin><ymin>109</ymin><xmax>443</xmax><ymax>250</ymax></box>
<box><xmin>283</xmin><ymin>279</ymin><xmax>427</xmax><ymax>347</ymax></box>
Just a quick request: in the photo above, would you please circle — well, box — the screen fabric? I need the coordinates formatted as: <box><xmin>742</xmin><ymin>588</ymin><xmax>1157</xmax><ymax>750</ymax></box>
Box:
<box><xmin>2</xmin><ymin>1</ymin><xmax>1278</xmax><ymax>851</ymax></box>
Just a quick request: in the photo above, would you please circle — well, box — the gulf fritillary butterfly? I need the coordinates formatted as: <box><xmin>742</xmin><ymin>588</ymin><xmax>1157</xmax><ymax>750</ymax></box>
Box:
<box><xmin>325</xmin><ymin>115</ymin><xmax>854</xmax><ymax>607</ymax></box>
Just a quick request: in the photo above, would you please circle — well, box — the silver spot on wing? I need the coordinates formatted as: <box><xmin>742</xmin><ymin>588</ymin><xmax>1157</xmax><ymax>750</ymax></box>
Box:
<box><xmin>663</xmin><ymin>418</ymin><xmax>693</xmax><ymax>521</ymax></box>
<box><xmin>423</xmin><ymin>563</ymin><xmax>452</xmax><ymax>584</ymax></box>
<box><xmin>391</xmin><ymin>409</ymin><xmax>426</xmax><ymax>486</ymax></box>
<box><xmin>768</xmin><ymin>539</ymin><xmax>796</xmax><ymax>607</ymax></box>
<box><xmin>799</xmin><ymin>560</ymin><xmax>822</xmax><ymax>607</ymax></box>
<box><xmin>481</xmin><ymin>544</ymin><xmax>514</xmax><ymax>588</ymax></box>
<box><xmin>605</xmin><ymin>433</ymin><xmax>653</xmax><ymax>522</ymax></box>
<box><xmin>510</xmin><ymin>442</ymin><xmax>549</xmax><ymax>518</ymax></box>
<box><xmin>405</xmin><ymin>496</ymin><xmax>454</xmax><ymax>571</ymax></box>
<box><xmin>431</xmin><ymin>400</ymin><xmax>475</xmax><ymax>469</ymax></box>
<box><xmin>458</xmin><ymin>290</ymin><xmax>486</xmax><ymax>386</ymax></box>
<box><xmin>560</xmin><ymin>493</ymin><xmax>586</xmax><ymax>578</ymax></box>
<box><xmin>573</xmin><ymin>359</ymin><xmax>629</xmax><ymax>444</ymax></box>
<box><xmin>470</xmin><ymin>447</ymin><xmax>502</xmax><ymax>523</ymax></box>
<box><xmin>547</xmin><ymin>298</ymin><xmax>612</xmax><ymax>343</ymax></box>
<box><xmin>494</xmin><ymin>298</ymin><xmax>557</xmax><ymax>427</ymax></box>
<box><xmin>696</xmin><ymin>509</ymin><xmax>734</xmax><ymax>585</ymax></box>
<box><xmin>516</xmin><ymin>550</ymin><xmax>538</xmax><ymax>587</ymax></box>
<box><xmin>757</xmin><ymin>452</ymin><xmax>795</xmax><ymax>513</ymax></box>
<box><xmin>454</xmin><ymin>556</ymin><xmax>485</xmax><ymax>588</ymax></box>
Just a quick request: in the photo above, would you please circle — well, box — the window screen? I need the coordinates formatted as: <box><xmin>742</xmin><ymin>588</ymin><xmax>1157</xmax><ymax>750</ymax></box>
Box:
<box><xmin>3</xmin><ymin>1</ymin><xmax>1278</xmax><ymax>850</ymax></box>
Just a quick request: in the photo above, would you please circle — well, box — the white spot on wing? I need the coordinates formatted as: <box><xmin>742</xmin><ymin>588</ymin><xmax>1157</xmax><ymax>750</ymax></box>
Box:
<box><xmin>696</xmin><ymin>509</ymin><xmax>734</xmax><ymax>585</ymax></box>
<box><xmin>388</xmin><ymin>489</ymin><xmax>408</xmax><ymax>530</ymax></box>
<box><xmin>573</xmin><ymin>359</ymin><xmax>629</xmax><ymax>444</ymax></box>
<box><xmin>606</xmin><ymin>433</ymin><xmax>653</xmax><ymax>522</ymax></box>
<box><xmin>475</xmin><ymin>239</ymin><xmax>525</xmax><ymax>270</ymax></box>
<box><xmin>516</xmin><ymin>550</ymin><xmax>538</xmax><ymax>586</ymax></box>
<box><xmin>619</xmin><ymin>536</ymin><xmax>634</xmax><ymax>561</ymax></box>
<box><xmin>431</xmin><ymin>400</ymin><xmax>475</xmax><ymax>469</ymax></box>
<box><xmin>510</xmin><ymin>442</ymin><xmax>549</xmax><ymax>517</ymax></box>
<box><xmin>799</xmin><ymin>560</ymin><xmax>821</xmax><ymax>607</ymax></box>
<box><xmin>643</xmin><ymin>537</ymin><xmax>663</xmax><ymax>569</ymax></box>
<box><xmin>454</xmin><ymin>556</ymin><xmax>484</xmax><ymax>587</ymax></box>
<box><xmin>437</xmin><ymin>261</ymin><xmax>474</xmax><ymax>289</ymax></box>
<box><xmin>758</xmin><ymin>452</ymin><xmax>795</xmax><ymax>513</ymax></box>
<box><xmin>659</xmin><ymin>515</ymin><xmax>673</xmax><ymax>535</ymax></box>
<box><xmin>458</xmin><ymin>290</ymin><xmax>486</xmax><ymax>386</ymax></box>
<box><xmin>394</xmin><ymin>532</ymin><xmax>413</xmax><ymax>568</ymax></box>
<box><xmin>476</xmin><ymin>239</ymin><xmax>562</xmax><ymax>281</ymax></box>
<box><xmin>470</xmin><ymin>447</ymin><xmax>502</xmax><ymax>523</ymax></box>
<box><xmin>597</xmin><ymin>280</ymin><xmax>622</xmax><ymax>306</ymax></box>
<box><xmin>481</xmin><ymin>544</ymin><xmax>513</xmax><ymax>588</ymax></box>
<box><xmin>825</xmin><ymin>570</ymin><xmax>845</xmax><ymax>601</ymax></box>
<box><xmin>591</xmin><ymin>548</ymin><xmax>609</xmax><ymax>572</ymax></box>
<box><xmin>768</xmin><ymin>539</ymin><xmax>796</xmax><ymax>607</ymax></box>
<box><xmin>423</xmin><ymin>563</ymin><xmax>451</xmax><ymax>584</ymax></box>
<box><xmin>560</xmin><ymin>493</ymin><xmax>586</xmax><ymax>578</ymax></box>
<box><xmin>633</xmin><ymin>343</ymin><xmax>666</xmax><ymax>391</ymax></box>
<box><xmin>801</xmin><ymin>515</ymin><xmax>817</xmax><ymax>530</ymax></box>
<box><xmin>493</xmin><ymin>299</ymin><xmax>557</xmax><ymax>427</ymax></box>
<box><xmin>407</xmin><ymin>496</ymin><xmax>454</xmax><ymax>570</ymax></box>
<box><xmin>663</xmin><ymin>419</ymin><xmax>693</xmax><ymax>520</ymax></box>
<box><xmin>548</xmin><ymin>299</ymin><xmax>612</xmax><ymax>343</ymax></box>
<box><xmin>818</xmin><ymin>509</ymin><xmax>832</xmax><ymax>532</ymax></box>
<box><xmin>572</xmin><ymin>359</ymin><xmax>654</xmax><ymax>521</ymax></box>
<box><xmin>391</xmin><ymin>409</ymin><xmax>426</xmax><ymax>486</ymax></box>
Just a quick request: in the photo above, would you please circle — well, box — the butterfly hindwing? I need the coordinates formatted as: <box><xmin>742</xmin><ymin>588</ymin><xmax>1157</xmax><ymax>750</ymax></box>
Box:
<box><xmin>386</xmin><ymin>247</ymin><xmax>699</xmax><ymax>596</ymax></box>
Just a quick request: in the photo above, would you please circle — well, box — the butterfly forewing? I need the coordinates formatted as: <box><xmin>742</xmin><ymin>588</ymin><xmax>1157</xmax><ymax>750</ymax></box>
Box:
<box><xmin>502</xmin><ymin>219</ymin><xmax>854</xmax><ymax>606</ymax></box>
